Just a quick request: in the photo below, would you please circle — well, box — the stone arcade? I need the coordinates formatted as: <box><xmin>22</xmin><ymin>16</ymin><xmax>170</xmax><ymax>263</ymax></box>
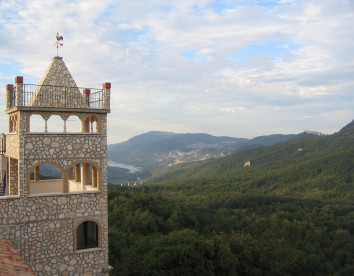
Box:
<box><xmin>0</xmin><ymin>56</ymin><xmax>112</xmax><ymax>275</ymax></box>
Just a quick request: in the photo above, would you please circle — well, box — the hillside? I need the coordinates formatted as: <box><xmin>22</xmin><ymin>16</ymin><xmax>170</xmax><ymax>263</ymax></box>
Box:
<box><xmin>107</xmin><ymin>130</ymin><xmax>322</xmax><ymax>182</ymax></box>
<box><xmin>108</xmin><ymin>131</ymin><xmax>246</xmax><ymax>169</ymax></box>
<box><xmin>147</xmin><ymin>120</ymin><xmax>354</xmax><ymax>200</ymax></box>
<box><xmin>108</xmin><ymin>121</ymin><xmax>354</xmax><ymax>275</ymax></box>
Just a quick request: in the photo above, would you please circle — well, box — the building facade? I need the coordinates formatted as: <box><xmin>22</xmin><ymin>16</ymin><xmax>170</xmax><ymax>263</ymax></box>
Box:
<box><xmin>0</xmin><ymin>56</ymin><xmax>112</xmax><ymax>275</ymax></box>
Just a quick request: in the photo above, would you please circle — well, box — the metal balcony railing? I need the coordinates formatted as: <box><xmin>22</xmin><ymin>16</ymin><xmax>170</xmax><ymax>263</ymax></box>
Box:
<box><xmin>0</xmin><ymin>170</ymin><xmax>6</xmax><ymax>196</ymax></box>
<box><xmin>8</xmin><ymin>84</ymin><xmax>104</xmax><ymax>109</ymax></box>
<box><xmin>0</xmin><ymin>135</ymin><xmax>5</xmax><ymax>156</ymax></box>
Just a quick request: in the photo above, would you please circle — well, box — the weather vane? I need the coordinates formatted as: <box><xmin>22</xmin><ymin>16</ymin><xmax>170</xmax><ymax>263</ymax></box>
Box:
<box><xmin>54</xmin><ymin>32</ymin><xmax>64</xmax><ymax>57</ymax></box>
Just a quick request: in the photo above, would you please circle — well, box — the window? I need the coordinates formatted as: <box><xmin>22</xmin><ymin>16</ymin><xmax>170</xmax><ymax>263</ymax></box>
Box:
<box><xmin>28</xmin><ymin>163</ymin><xmax>63</xmax><ymax>195</ymax></box>
<box><xmin>9</xmin><ymin>114</ymin><xmax>18</xmax><ymax>133</ymax></box>
<box><xmin>65</xmin><ymin>115</ymin><xmax>81</xmax><ymax>133</ymax></box>
<box><xmin>76</xmin><ymin>221</ymin><xmax>98</xmax><ymax>250</ymax></box>
<box><xmin>84</xmin><ymin>115</ymin><xmax>100</xmax><ymax>133</ymax></box>
<box><xmin>68</xmin><ymin>162</ymin><xmax>100</xmax><ymax>192</ymax></box>
<box><xmin>29</xmin><ymin>114</ymin><xmax>45</xmax><ymax>132</ymax></box>
<box><xmin>47</xmin><ymin>115</ymin><xmax>64</xmax><ymax>132</ymax></box>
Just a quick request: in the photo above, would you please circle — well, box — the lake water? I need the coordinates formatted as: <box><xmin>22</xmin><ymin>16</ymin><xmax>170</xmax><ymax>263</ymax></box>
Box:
<box><xmin>107</xmin><ymin>161</ymin><xmax>141</xmax><ymax>173</ymax></box>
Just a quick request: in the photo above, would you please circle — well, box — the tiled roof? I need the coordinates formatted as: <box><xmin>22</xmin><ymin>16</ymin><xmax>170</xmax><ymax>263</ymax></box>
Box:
<box><xmin>0</xmin><ymin>239</ymin><xmax>34</xmax><ymax>276</ymax></box>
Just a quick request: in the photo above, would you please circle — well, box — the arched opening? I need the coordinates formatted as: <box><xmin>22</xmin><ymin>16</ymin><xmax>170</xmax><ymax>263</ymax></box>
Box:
<box><xmin>76</xmin><ymin>220</ymin><xmax>99</xmax><ymax>250</ymax></box>
<box><xmin>47</xmin><ymin>115</ymin><xmax>64</xmax><ymax>132</ymax></box>
<box><xmin>29</xmin><ymin>114</ymin><xmax>45</xmax><ymax>132</ymax></box>
<box><xmin>68</xmin><ymin>162</ymin><xmax>100</xmax><ymax>192</ymax></box>
<box><xmin>65</xmin><ymin>115</ymin><xmax>81</xmax><ymax>133</ymax></box>
<box><xmin>28</xmin><ymin>163</ymin><xmax>63</xmax><ymax>195</ymax></box>
<box><xmin>83</xmin><ymin>115</ymin><xmax>100</xmax><ymax>133</ymax></box>
<box><xmin>9</xmin><ymin>114</ymin><xmax>18</xmax><ymax>133</ymax></box>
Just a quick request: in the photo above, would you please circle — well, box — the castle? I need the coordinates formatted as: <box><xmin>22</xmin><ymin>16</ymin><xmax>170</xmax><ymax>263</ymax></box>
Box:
<box><xmin>0</xmin><ymin>56</ymin><xmax>112</xmax><ymax>275</ymax></box>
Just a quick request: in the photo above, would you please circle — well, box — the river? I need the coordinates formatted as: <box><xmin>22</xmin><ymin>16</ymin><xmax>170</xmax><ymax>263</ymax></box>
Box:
<box><xmin>107</xmin><ymin>161</ymin><xmax>141</xmax><ymax>173</ymax></box>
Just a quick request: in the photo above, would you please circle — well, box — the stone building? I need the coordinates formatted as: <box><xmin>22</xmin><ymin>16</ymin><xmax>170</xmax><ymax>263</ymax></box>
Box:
<box><xmin>0</xmin><ymin>56</ymin><xmax>112</xmax><ymax>275</ymax></box>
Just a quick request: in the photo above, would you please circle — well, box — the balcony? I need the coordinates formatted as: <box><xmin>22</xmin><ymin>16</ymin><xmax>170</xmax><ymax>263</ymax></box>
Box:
<box><xmin>7</xmin><ymin>84</ymin><xmax>109</xmax><ymax>110</ymax></box>
<box><xmin>29</xmin><ymin>179</ymin><xmax>98</xmax><ymax>195</ymax></box>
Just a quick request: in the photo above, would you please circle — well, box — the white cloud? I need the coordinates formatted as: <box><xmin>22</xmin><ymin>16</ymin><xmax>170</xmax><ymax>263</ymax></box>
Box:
<box><xmin>0</xmin><ymin>0</ymin><xmax>353</xmax><ymax>142</ymax></box>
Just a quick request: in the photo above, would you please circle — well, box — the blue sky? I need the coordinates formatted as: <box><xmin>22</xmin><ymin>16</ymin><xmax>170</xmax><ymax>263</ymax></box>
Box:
<box><xmin>0</xmin><ymin>0</ymin><xmax>353</xmax><ymax>143</ymax></box>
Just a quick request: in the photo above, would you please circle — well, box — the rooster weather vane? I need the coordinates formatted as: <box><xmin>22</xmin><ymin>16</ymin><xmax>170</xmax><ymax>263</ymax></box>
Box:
<box><xmin>54</xmin><ymin>32</ymin><xmax>64</xmax><ymax>57</ymax></box>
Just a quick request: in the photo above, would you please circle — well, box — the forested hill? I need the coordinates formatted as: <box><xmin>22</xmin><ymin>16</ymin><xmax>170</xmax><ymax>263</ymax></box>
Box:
<box><xmin>108</xmin><ymin>121</ymin><xmax>354</xmax><ymax>275</ymax></box>
<box><xmin>107</xmin><ymin>129</ymin><xmax>323</xmax><ymax>176</ymax></box>
<box><xmin>147</xmin><ymin>120</ymin><xmax>354</xmax><ymax>200</ymax></box>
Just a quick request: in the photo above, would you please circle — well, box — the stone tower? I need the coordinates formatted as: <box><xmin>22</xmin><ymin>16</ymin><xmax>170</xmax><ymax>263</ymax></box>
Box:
<box><xmin>0</xmin><ymin>56</ymin><xmax>112</xmax><ymax>275</ymax></box>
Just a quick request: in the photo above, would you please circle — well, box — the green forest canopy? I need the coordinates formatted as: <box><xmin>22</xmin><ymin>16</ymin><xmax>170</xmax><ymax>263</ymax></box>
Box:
<box><xmin>108</xmin><ymin>121</ymin><xmax>354</xmax><ymax>275</ymax></box>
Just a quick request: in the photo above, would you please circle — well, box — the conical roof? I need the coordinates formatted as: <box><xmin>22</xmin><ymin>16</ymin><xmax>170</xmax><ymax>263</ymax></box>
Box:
<box><xmin>28</xmin><ymin>57</ymin><xmax>87</xmax><ymax>108</ymax></box>
<box><xmin>38</xmin><ymin>56</ymin><xmax>78</xmax><ymax>87</ymax></box>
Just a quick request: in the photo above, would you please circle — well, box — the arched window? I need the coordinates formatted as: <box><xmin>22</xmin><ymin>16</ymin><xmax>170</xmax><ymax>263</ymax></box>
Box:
<box><xmin>83</xmin><ymin>115</ymin><xmax>100</xmax><ymax>133</ymax></box>
<box><xmin>9</xmin><ymin>114</ymin><xmax>18</xmax><ymax>133</ymax></box>
<box><xmin>65</xmin><ymin>115</ymin><xmax>81</xmax><ymax>133</ymax></box>
<box><xmin>76</xmin><ymin>221</ymin><xmax>98</xmax><ymax>250</ymax></box>
<box><xmin>28</xmin><ymin>163</ymin><xmax>63</xmax><ymax>195</ymax></box>
<box><xmin>47</xmin><ymin>115</ymin><xmax>64</xmax><ymax>132</ymax></box>
<box><xmin>67</xmin><ymin>162</ymin><xmax>100</xmax><ymax>192</ymax></box>
<box><xmin>29</xmin><ymin>114</ymin><xmax>45</xmax><ymax>132</ymax></box>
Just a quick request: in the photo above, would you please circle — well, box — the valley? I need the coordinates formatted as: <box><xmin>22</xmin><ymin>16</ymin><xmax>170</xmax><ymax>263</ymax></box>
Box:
<box><xmin>107</xmin><ymin>120</ymin><xmax>354</xmax><ymax>275</ymax></box>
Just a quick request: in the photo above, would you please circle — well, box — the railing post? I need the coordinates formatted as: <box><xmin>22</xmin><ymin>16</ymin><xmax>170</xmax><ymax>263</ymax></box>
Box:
<box><xmin>5</xmin><ymin>84</ymin><xmax>14</xmax><ymax>109</ymax></box>
<box><xmin>103</xmin><ymin>83</ymin><xmax>111</xmax><ymax>110</ymax></box>
<box><xmin>83</xmin><ymin>89</ymin><xmax>91</xmax><ymax>107</ymax></box>
<box><xmin>15</xmin><ymin>76</ymin><xmax>23</xmax><ymax>107</ymax></box>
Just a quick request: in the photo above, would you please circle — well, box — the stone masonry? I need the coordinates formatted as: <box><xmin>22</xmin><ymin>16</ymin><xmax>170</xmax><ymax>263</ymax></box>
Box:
<box><xmin>0</xmin><ymin>56</ymin><xmax>112</xmax><ymax>275</ymax></box>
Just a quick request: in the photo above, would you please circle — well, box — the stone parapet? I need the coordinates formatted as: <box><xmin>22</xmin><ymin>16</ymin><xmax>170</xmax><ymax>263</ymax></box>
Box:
<box><xmin>3</xmin><ymin>133</ymin><xmax>19</xmax><ymax>159</ymax></box>
<box><xmin>24</xmin><ymin>133</ymin><xmax>106</xmax><ymax>162</ymax></box>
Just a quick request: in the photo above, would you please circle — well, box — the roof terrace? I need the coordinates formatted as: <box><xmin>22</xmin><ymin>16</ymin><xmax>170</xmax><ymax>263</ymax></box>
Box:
<box><xmin>7</xmin><ymin>83</ymin><xmax>106</xmax><ymax>109</ymax></box>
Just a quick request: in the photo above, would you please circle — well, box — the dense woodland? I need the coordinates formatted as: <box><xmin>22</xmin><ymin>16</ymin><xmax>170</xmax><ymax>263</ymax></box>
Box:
<box><xmin>108</xmin><ymin>121</ymin><xmax>354</xmax><ymax>275</ymax></box>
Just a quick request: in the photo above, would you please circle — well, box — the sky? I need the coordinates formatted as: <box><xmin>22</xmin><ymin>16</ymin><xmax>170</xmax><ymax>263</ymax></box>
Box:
<box><xmin>0</xmin><ymin>0</ymin><xmax>353</xmax><ymax>144</ymax></box>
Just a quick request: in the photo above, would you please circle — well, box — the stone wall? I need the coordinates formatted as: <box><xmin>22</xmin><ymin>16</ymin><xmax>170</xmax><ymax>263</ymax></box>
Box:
<box><xmin>24</xmin><ymin>133</ymin><xmax>107</xmax><ymax>164</ymax></box>
<box><xmin>9</xmin><ymin>158</ymin><xmax>19</xmax><ymax>195</ymax></box>
<box><xmin>0</xmin><ymin>192</ymin><xmax>109</xmax><ymax>275</ymax></box>
<box><xmin>4</xmin><ymin>133</ymin><xmax>19</xmax><ymax>158</ymax></box>
<box><xmin>1</xmin><ymin>57</ymin><xmax>112</xmax><ymax>275</ymax></box>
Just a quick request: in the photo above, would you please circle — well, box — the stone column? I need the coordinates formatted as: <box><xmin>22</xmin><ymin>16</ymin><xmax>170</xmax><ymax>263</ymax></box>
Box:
<box><xmin>34</xmin><ymin>166</ymin><xmax>40</xmax><ymax>181</ymax></box>
<box><xmin>75</xmin><ymin>164</ymin><xmax>81</xmax><ymax>182</ymax></box>
<box><xmin>83</xmin><ymin>117</ymin><xmax>89</xmax><ymax>133</ymax></box>
<box><xmin>8</xmin><ymin>158</ymin><xmax>18</xmax><ymax>195</ymax></box>
<box><xmin>97</xmin><ymin>169</ymin><xmax>101</xmax><ymax>191</ymax></box>
<box><xmin>102</xmin><ymin>83</ymin><xmax>111</xmax><ymax>110</ymax></box>
<box><xmin>92</xmin><ymin>167</ymin><xmax>98</xmax><ymax>187</ymax></box>
<box><xmin>15</xmin><ymin>76</ymin><xmax>23</xmax><ymax>107</ymax></box>
<box><xmin>82</xmin><ymin>163</ymin><xmax>90</xmax><ymax>186</ymax></box>
<box><xmin>68</xmin><ymin>167</ymin><xmax>73</xmax><ymax>180</ymax></box>
<box><xmin>80</xmin><ymin>162</ymin><xmax>86</xmax><ymax>190</ymax></box>
<box><xmin>5</xmin><ymin>84</ymin><xmax>14</xmax><ymax>110</ymax></box>
<box><xmin>62</xmin><ymin>171</ymin><xmax>68</xmax><ymax>193</ymax></box>
<box><xmin>83</xmin><ymin>89</ymin><xmax>90</xmax><ymax>108</ymax></box>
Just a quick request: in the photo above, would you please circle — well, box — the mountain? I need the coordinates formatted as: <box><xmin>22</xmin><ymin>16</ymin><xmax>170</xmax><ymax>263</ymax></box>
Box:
<box><xmin>147</xmin><ymin>120</ymin><xmax>354</xmax><ymax>200</ymax></box>
<box><xmin>108</xmin><ymin>131</ymin><xmax>246</xmax><ymax>170</ymax></box>
<box><xmin>108</xmin><ymin>121</ymin><xmax>354</xmax><ymax>275</ymax></box>
<box><xmin>107</xmin><ymin>130</ymin><xmax>323</xmax><ymax>182</ymax></box>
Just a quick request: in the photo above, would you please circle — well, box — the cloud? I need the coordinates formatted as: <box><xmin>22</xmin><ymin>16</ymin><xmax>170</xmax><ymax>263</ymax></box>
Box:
<box><xmin>0</xmin><ymin>0</ymin><xmax>353</xmax><ymax>142</ymax></box>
